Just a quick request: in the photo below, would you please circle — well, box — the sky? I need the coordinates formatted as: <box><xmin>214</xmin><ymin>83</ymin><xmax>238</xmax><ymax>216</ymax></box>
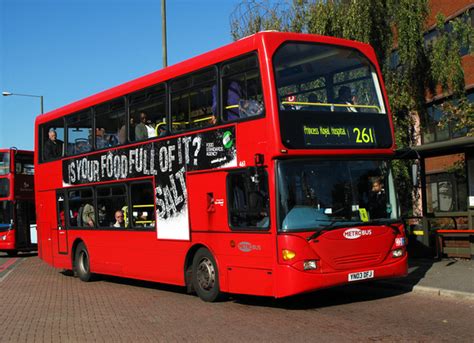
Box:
<box><xmin>0</xmin><ymin>0</ymin><xmax>241</xmax><ymax>150</ymax></box>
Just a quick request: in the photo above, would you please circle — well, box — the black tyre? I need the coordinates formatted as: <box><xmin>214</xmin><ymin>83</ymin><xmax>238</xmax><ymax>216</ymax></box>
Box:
<box><xmin>192</xmin><ymin>248</ymin><xmax>222</xmax><ymax>302</ymax></box>
<box><xmin>6</xmin><ymin>250</ymin><xmax>18</xmax><ymax>257</ymax></box>
<box><xmin>74</xmin><ymin>242</ymin><xmax>93</xmax><ymax>282</ymax></box>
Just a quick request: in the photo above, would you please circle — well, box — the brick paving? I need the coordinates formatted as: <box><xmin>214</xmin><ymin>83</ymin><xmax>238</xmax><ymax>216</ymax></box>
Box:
<box><xmin>1</xmin><ymin>255</ymin><xmax>473</xmax><ymax>342</ymax></box>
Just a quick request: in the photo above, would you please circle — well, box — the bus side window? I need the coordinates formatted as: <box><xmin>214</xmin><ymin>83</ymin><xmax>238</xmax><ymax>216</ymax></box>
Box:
<box><xmin>130</xmin><ymin>181</ymin><xmax>155</xmax><ymax>229</ymax></box>
<box><xmin>96</xmin><ymin>184</ymin><xmax>128</xmax><ymax>228</ymax></box>
<box><xmin>65</xmin><ymin>110</ymin><xmax>92</xmax><ymax>156</ymax></box>
<box><xmin>67</xmin><ymin>188</ymin><xmax>95</xmax><ymax>228</ymax></box>
<box><xmin>95</xmin><ymin>98</ymin><xmax>126</xmax><ymax>149</ymax></box>
<box><xmin>227</xmin><ymin>170</ymin><xmax>269</xmax><ymax>230</ymax></box>
<box><xmin>128</xmin><ymin>84</ymin><xmax>167</xmax><ymax>142</ymax></box>
<box><xmin>171</xmin><ymin>68</ymin><xmax>217</xmax><ymax>132</ymax></box>
<box><xmin>221</xmin><ymin>54</ymin><xmax>264</xmax><ymax>122</ymax></box>
<box><xmin>41</xmin><ymin>118</ymin><xmax>65</xmax><ymax>162</ymax></box>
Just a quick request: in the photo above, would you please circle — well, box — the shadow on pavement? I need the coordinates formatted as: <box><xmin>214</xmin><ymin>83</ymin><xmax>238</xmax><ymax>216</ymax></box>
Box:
<box><xmin>73</xmin><ymin>269</ymin><xmax>413</xmax><ymax>310</ymax></box>
<box><xmin>371</xmin><ymin>258</ymin><xmax>435</xmax><ymax>292</ymax></box>
<box><xmin>0</xmin><ymin>251</ymin><xmax>38</xmax><ymax>258</ymax></box>
<box><xmin>73</xmin><ymin>272</ymin><xmax>189</xmax><ymax>296</ymax></box>
<box><xmin>58</xmin><ymin>257</ymin><xmax>451</xmax><ymax>309</ymax></box>
<box><xmin>229</xmin><ymin>283</ymin><xmax>409</xmax><ymax>310</ymax></box>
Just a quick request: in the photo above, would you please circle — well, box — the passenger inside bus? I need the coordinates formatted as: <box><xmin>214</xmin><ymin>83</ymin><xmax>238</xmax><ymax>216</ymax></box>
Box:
<box><xmin>44</xmin><ymin>128</ymin><xmax>63</xmax><ymax>160</ymax></box>
<box><xmin>113</xmin><ymin>210</ymin><xmax>125</xmax><ymax>228</ymax></box>
<box><xmin>118</xmin><ymin>119</ymin><xmax>127</xmax><ymax>145</ymax></box>
<box><xmin>79</xmin><ymin>203</ymin><xmax>95</xmax><ymax>227</ymax></box>
<box><xmin>368</xmin><ymin>177</ymin><xmax>387</xmax><ymax>219</ymax></box>
<box><xmin>334</xmin><ymin>86</ymin><xmax>357</xmax><ymax>112</ymax></box>
<box><xmin>157</xmin><ymin>123</ymin><xmax>168</xmax><ymax>137</ymax></box>
<box><xmin>224</xmin><ymin>81</ymin><xmax>242</xmax><ymax>121</ymax></box>
<box><xmin>95</xmin><ymin>128</ymin><xmax>109</xmax><ymax>149</ymax></box>
<box><xmin>135</xmin><ymin>112</ymin><xmax>149</xmax><ymax>141</ymax></box>
<box><xmin>302</xmin><ymin>94</ymin><xmax>322</xmax><ymax>111</ymax></box>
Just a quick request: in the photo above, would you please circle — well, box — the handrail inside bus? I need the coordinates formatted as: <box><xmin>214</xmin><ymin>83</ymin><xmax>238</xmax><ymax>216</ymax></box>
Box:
<box><xmin>132</xmin><ymin>204</ymin><xmax>154</xmax><ymax>208</ymax></box>
<box><xmin>281</xmin><ymin>101</ymin><xmax>381</xmax><ymax>112</ymax></box>
<box><xmin>155</xmin><ymin>115</ymin><xmax>215</xmax><ymax>132</ymax></box>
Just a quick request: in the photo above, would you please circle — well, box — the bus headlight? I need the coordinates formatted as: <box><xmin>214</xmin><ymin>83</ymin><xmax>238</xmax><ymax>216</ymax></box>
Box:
<box><xmin>392</xmin><ymin>249</ymin><xmax>404</xmax><ymax>258</ymax></box>
<box><xmin>282</xmin><ymin>249</ymin><xmax>296</xmax><ymax>261</ymax></box>
<box><xmin>303</xmin><ymin>260</ymin><xmax>317</xmax><ymax>270</ymax></box>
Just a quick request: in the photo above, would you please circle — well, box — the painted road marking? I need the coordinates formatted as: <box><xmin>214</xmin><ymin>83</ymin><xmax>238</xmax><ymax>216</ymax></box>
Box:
<box><xmin>0</xmin><ymin>258</ymin><xmax>19</xmax><ymax>272</ymax></box>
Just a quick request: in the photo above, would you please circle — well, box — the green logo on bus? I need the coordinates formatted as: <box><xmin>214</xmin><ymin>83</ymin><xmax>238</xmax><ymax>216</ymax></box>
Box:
<box><xmin>223</xmin><ymin>131</ymin><xmax>233</xmax><ymax>149</ymax></box>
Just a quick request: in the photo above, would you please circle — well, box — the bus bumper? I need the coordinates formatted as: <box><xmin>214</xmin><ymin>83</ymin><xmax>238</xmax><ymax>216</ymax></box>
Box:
<box><xmin>0</xmin><ymin>231</ymin><xmax>15</xmax><ymax>251</ymax></box>
<box><xmin>275</xmin><ymin>254</ymin><xmax>408</xmax><ymax>298</ymax></box>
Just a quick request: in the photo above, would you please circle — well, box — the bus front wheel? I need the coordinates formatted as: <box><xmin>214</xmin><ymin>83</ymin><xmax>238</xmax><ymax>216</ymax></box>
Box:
<box><xmin>75</xmin><ymin>242</ymin><xmax>93</xmax><ymax>282</ymax></box>
<box><xmin>192</xmin><ymin>248</ymin><xmax>222</xmax><ymax>302</ymax></box>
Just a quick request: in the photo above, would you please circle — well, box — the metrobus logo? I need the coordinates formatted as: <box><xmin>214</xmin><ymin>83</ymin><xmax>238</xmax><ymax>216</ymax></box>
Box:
<box><xmin>343</xmin><ymin>228</ymin><xmax>372</xmax><ymax>240</ymax></box>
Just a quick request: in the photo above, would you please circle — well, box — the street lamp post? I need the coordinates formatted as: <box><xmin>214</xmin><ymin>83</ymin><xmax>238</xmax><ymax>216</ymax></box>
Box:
<box><xmin>162</xmin><ymin>0</ymin><xmax>168</xmax><ymax>68</ymax></box>
<box><xmin>2</xmin><ymin>91</ymin><xmax>44</xmax><ymax>114</ymax></box>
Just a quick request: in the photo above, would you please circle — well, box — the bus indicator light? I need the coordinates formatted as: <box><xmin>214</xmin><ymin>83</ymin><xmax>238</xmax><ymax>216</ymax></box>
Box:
<box><xmin>282</xmin><ymin>249</ymin><xmax>296</xmax><ymax>261</ymax></box>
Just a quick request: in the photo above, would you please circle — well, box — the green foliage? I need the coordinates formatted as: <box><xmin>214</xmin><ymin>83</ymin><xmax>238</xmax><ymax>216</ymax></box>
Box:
<box><xmin>230</xmin><ymin>0</ymin><xmax>474</xmax><ymax>215</ymax></box>
<box><xmin>438</xmin><ymin>97</ymin><xmax>474</xmax><ymax>137</ymax></box>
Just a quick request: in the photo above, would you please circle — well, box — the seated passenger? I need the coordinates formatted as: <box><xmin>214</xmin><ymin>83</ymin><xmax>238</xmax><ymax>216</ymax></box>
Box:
<box><xmin>135</xmin><ymin>112</ymin><xmax>149</xmax><ymax>141</ymax></box>
<box><xmin>334</xmin><ymin>86</ymin><xmax>357</xmax><ymax>112</ymax></box>
<box><xmin>225</xmin><ymin>81</ymin><xmax>242</xmax><ymax>121</ymax></box>
<box><xmin>302</xmin><ymin>94</ymin><xmax>321</xmax><ymax>111</ymax></box>
<box><xmin>113</xmin><ymin>210</ymin><xmax>125</xmax><ymax>228</ymax></box>
<box><xmin>79</xmin><ymin>203</ymin><xmax>95</xmax><ymax>227</ymax></box>
<box><xmin>156</xmin><ymin>123</ymin><xmax>168</xmax><ymax>137</ymax></box>
<box><xmin>95</xmin><ymin>128</ymin><xmax>109</xmax><ymax>149</ymax></box>
<box><xmin>44</xmin><ymin>129</ymin><xmax>63</xmax><ymax>160</ymax></box>
<box><xmin>146</xmin><ymin>119</ymin><xmax>157</xmax><ymax>138</ymax></box>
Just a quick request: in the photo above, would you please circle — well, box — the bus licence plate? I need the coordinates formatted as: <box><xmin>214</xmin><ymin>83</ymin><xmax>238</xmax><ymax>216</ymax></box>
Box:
<box><xmin>348</xmin><ymin>270</ymin><xmax>374</xmax><ymax>282</ymax></box>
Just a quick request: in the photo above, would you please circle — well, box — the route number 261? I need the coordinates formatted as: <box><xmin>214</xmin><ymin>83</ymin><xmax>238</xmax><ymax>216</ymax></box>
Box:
<box><xmin>353</xmin><ymin>127</ymin><xmax>375</xmax><ymax>144</ymax></box>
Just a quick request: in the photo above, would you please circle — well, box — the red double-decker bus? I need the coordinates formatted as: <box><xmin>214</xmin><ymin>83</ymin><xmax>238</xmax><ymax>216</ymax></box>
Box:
<box><xmin>35</xmin><ymin>32</ymin><xmax>407</xmax><ymax>301</ymax></box>
<box><xmin>0</xmin><ymin>149</ymin><xmax>36</xmax><ymax>256</ymax></box>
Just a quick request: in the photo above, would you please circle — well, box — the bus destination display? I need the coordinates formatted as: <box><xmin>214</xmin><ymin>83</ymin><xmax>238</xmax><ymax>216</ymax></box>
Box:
<box><xmin>303</xmin><ymin>124</ymin><xmax>376</xmax><ymax>146</ymax></box>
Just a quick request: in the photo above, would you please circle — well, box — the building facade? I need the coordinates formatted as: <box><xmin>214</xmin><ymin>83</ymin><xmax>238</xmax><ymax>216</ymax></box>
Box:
<box><xmin>414</xmin><ymin>0</ymin><xmax>473</xmax><ymax>258</ymax></box>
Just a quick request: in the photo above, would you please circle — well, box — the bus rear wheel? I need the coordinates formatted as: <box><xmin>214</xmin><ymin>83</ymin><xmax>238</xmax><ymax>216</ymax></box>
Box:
<box><xmin>75</xmin><ymin>242</ymin><xmax>93</xmax><ymax>282</ymax></box>
<box><xmin>192</xmin><ymin>248</ymin><xmax>222</xmax><ymax>302</ymax></box>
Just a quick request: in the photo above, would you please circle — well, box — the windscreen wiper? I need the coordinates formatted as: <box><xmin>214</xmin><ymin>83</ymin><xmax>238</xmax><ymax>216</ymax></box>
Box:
<box><xmin>307</xmin><ymin>218</ymin><xmax>402</xmax><ymax>242</ymax></box>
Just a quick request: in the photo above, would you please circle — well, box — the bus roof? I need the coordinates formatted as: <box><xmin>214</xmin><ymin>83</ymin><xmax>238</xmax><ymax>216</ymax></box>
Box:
<box><xmin>36</xmin><ymin>31</ymin><xmax>374</xmax><ymax>125</ymax></box>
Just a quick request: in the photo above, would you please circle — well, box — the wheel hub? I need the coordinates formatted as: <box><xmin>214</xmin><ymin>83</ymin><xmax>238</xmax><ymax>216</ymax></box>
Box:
<box><xmin>196</xmin><ymin>257</ymin><xmax>215</xmax><ymax>291</ymax></box>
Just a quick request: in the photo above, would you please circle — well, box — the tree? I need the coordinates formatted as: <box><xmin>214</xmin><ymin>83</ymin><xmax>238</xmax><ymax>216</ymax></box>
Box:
<box><xmin>230</xmin><ymin>0</ymin><xmax>473</xmax><ymax>215</ymax></box>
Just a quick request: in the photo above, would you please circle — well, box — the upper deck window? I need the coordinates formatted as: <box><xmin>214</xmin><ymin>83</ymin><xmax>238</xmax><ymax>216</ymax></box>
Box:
<box><xmin>66</xmin><ymin>110</ymin><xmax>92</xmax><ymax>156</ymax></box>
<box><xmin>273</xmin><ymin>42</ymin><xmax>392</xmax><ymax>149</ymax></box>
<box><xmin>171</xmin><ymin>68</ymin><xmax>216</xmax><ymax>132</ymax></box>
<box><xmin>41</xmin><ymin>119</ymin><xmax>65</xmax><ymax>162</ymax></box>
<box><xmin>221</xmin><ymin>54</ymin><xmax>264</xmax><ymax>122</ymax></box>
<box><xmin>0</xmin><ymin>152</ymin><xmax>10</xmax><ymax>175</ymax></box>
<box><xmin>129</xmin><ymin>84</ymin><xmax>167</xmax><ymax>142</ymax></box>
<box><xmin>95</xmin><ymin>98</ymin><xmax>126</xmax><ymax>149</ymax></box>
<box><xmin>15</xmin><ymin>154</ymin><xmax>34</xmax><ymax>175</ymax></box>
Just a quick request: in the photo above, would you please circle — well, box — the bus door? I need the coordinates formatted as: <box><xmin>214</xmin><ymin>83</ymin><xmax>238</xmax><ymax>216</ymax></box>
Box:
<box><xmin>14</xmin><ymin>200</ymin><xmax>36</xmax><ymax>250</ymax></box>
<box><xmin>15</xmin><ymin>201</ymin><xmax>29</xmax><ymax>249</ymax></box>
<box><xmin>56</xmin><ymin>190</ymin><xmax>68</xmax><ymax>254</ymax></box>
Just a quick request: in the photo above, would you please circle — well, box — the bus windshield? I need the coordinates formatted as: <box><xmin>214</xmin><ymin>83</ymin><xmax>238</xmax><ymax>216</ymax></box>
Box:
<box><xmin>277</xmin><ymin>159</ymin><xmax>399</xmax><ymax>232</ymax></box>
<box><xmin>0</xmin><ymin>152</ymin><xmax>10</xmax><ymax>175</ymax></box>
<box><xmin>0</xmin><ymin>201</ymin><xmax>12</xmax><ymax>227</ymax></box>
<box><xmin>273</xmin><ymin>42</ymin><xmax>392</xmax><ymax>149</ymax></box>
<box><xmin>274</xmin><ymin>42</ymin><xmax>385</xmax><ymax>114</ymax></box>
